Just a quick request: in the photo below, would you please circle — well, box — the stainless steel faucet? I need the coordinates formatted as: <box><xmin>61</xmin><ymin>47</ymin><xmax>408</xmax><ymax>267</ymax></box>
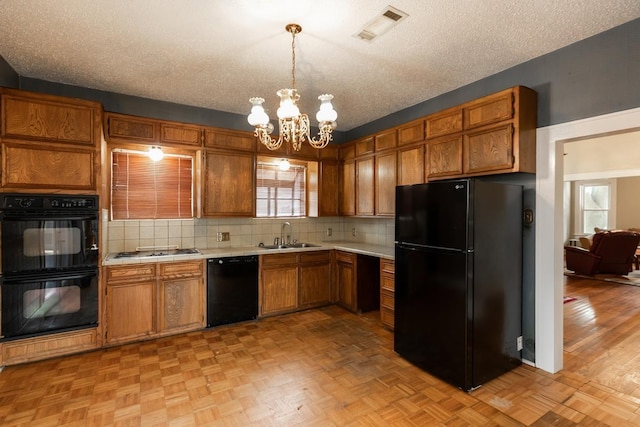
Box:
<box><xmin>281</xmin><ymin>221</ymin><xmax>292</xmax><ymax>245</ymax></box>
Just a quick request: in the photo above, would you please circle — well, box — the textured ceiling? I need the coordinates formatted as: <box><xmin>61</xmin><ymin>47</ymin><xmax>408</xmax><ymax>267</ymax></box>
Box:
<box><xmin>1</xmin><ymin>0</ymin><xmax>639</xmax><ymax>131</ymax></box>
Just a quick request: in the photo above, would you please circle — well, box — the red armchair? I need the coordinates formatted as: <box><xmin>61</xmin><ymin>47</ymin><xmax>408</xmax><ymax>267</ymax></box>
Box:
<box><xmin>565</xmin><ymin>231</ymin><xmax>640</xmax><ymax>276</ymax></box>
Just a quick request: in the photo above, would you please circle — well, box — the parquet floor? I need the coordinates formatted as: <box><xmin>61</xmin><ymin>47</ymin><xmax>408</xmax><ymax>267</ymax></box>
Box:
<box><xmin>2</xmin><ymin>275</ymin><xmax>640</xmax><ymax>426</ymax></box>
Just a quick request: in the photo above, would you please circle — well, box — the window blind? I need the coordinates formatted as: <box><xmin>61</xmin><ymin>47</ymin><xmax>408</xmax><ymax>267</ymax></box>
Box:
<box><xmin>111</xmin><ymin>150</ymin><xmax>193</xmax><ymax>220</ymax></box>
<box><xmin>256</xmin><ymin>162</ymin><xmax>306</xmax><ymax>217</ymax></box>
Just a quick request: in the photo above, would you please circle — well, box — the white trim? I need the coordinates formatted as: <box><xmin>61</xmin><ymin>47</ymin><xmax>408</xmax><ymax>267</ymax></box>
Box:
<box><xmin>535</xmin><ymin>106</ymin><xmax>640</xmax><ymax>373</ymax></box>
<box><xmin>564</xmin><ymin>168</ymin><xmax>640</xmax><ymax>181</ymax></box>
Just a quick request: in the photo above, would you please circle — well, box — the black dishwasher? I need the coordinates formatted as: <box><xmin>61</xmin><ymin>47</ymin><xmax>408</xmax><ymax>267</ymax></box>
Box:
<box><xmin>207</xmin><ymin>255</ymin><xmax>259</xmax><ymax>327</ymax></box>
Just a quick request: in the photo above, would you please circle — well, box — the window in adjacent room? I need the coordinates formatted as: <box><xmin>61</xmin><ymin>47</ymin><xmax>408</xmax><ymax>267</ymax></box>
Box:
<box><xmin>256</xmin><ymin>159</ymin><xmax>306</xmax><ymax>217</ymax></box>
<box><xmin>577</xmin><ymin>180</ymin><xmax>616</xmax><ymax>234</ymax></box>
<box><xmin>111</xmin><ymin>148</ymin><xmax>194</xmax><ymax>220</ymax></box>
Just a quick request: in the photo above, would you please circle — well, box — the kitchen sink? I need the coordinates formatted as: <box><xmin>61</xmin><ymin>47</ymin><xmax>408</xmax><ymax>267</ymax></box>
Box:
<box><xmin>257</xmin><ymin>243</ymin><xmax>321</xmax><ymax>250</ymax></box>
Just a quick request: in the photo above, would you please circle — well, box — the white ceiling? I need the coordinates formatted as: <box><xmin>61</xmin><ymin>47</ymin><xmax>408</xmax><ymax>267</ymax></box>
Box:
<box><xmin>1</xmin><ymin>1</ymin><xmax>639</xmax><ymax>131</ymax></box>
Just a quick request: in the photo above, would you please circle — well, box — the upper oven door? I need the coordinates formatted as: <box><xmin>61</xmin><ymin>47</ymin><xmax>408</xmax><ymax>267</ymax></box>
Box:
<box><xmin>1</xmin><ymin>212</ymin><xmax>99</xmax><ymax>275</ymax></box>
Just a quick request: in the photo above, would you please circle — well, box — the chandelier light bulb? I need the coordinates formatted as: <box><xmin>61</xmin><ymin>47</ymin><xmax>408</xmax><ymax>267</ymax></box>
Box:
<box><xmin>248</xmin><ymin>97</ymin><xmax>270</xmax><ymax>126</ymax></box>
<box><xmin>276</xmin><ymin>89</ymin><xmax>300</xmax><ymax>119</ymax></box>
<box><xmin>278</xmin><ymin>158</ymin><xmax>291</xmax><ymax>171</ymax></box>
<box><xmin>316</xmin><ymin>94</ymin><xmax>337</xmax><ymax>123</ymax></box>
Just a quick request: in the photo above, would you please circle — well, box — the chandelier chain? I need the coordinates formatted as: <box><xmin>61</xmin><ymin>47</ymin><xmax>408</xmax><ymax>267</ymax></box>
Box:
<box><xmin>291</xmin><ymin>27</ymin><xmax>297</xmax><ymax>89</ymax></box>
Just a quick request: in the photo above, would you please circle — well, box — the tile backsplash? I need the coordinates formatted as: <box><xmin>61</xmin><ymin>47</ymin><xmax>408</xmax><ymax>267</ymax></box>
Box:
<box><xmin>105</xmin><ymin>216</ymin><xmax>395</xmax><ymax>254</ymax></box>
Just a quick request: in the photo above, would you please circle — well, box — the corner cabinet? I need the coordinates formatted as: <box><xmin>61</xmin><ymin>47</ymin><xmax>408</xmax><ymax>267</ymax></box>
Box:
<box><xmin>104</xmin><ymin>261</ymin><xmax>204</xmax><ymax>345</ymax></box>
<box><xmin>0</xmin><ymin>88</ymin><xmax>102</xmax><ymax>192</ymax></box>
<box><xmin>426</xmin><ymin>86</ymin><xmax>537</xmax><ymax>180</ymax></box>
<box><xmin>335</xmin><ymin>251</ymin><xmax>380</xmax><ymax>313</ymax></box>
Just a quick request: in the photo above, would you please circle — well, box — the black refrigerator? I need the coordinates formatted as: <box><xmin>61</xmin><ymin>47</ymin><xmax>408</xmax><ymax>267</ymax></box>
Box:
<box><xmin>394</xmin><ymin>178</ymin><xmax>523</xmax><ymax>391</ymax></box>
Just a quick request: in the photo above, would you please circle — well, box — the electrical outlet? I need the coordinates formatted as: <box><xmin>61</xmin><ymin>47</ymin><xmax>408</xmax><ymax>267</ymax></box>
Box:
<box><xmin>216</xmin><ymin>232</ymin><xmax>223</xmax><ymax>242</ymax></box>
<box><xmin>352</xmin><ymin>228</ymin><xmax>357</xmax><ymax>237</ymax></box>
<box><xmin>326</xmin><ymin>228</ymin><xmax>332</xmax><ymax>237</ymax></box>
<box><xmin>517</xmin><ymin>336</ymin><xmax>523</xmax><ymax>351</ymax></box>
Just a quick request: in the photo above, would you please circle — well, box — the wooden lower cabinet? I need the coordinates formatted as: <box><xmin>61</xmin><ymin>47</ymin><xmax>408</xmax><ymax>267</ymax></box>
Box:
<box><xmin>105</xmin><ymin>261</ymin><xmax>204</xmax><ymax>345</ymax></box>
<box><xmin>261</xmin><ymin>255</ymin><xmax>298</xmax><ymax>316</ymax></box>
<box><xmin>335</xmin><ymin>251</ymin><xmax>380</xmax><ymax>313</ymax></box>
<box><xmin>380</xmin><ymin>259</ymin><xmax>395</xmax><ymax>330</ymax></box>
<box><xmin>1</xmin><ymin>327</ymin><xmax>100</xmax><ymax>366</ymax></box>
<box><xmin>260</xmin><ymin>251</ymin><xmax>332</xmax><ymax>316</ymax></box>
<box><xmin>299</xmin><ymin>251</ymin><xmax>332</xmax><ymax>308</ymax></box>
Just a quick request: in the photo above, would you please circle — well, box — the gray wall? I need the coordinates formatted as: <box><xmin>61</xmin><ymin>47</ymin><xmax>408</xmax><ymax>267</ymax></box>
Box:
<box><xmin>0</xmin><ymin>56</ymin><xmax>18</xmax><ymax>88</ymax></box>
<box><xmin>346</xmin><ymin>17</ymin><xmax>640</xmax><ymax>140</ymax></box>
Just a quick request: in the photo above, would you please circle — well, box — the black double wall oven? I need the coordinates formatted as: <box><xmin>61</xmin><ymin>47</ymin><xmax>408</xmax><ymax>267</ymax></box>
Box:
<box><xmin>0</xmin><ymin>193</ymin><xmax>99</xmax><ymax>340</ymax></box>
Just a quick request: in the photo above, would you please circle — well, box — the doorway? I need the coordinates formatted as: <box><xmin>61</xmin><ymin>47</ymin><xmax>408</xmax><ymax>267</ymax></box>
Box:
<box><xmin>535</xmin><ymin>107</ymin><xmax>640</xmax><ymax>373</ymax></box>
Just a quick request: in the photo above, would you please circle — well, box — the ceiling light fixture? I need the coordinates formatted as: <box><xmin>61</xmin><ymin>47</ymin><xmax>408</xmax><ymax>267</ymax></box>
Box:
<box><xmin>248</xmin><ymin>23</ymin><xmax>337</xmax><ymax>152</ymax></box>
<box><xmin>148</xmin><ymin>146</ymin><xmax>164</xmax><ymax>162</ymax></box>
<box><xmin>278</xmin><ymin>158</ymin><xmax>291</xmax><ymax>171</ymax></box>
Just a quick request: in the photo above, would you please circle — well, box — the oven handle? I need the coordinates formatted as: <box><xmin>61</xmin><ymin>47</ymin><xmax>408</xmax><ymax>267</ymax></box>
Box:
<box><xmin>1</xmin><ymin>269</ymin><xmax>99</xmax><ymax>284</ymax></box>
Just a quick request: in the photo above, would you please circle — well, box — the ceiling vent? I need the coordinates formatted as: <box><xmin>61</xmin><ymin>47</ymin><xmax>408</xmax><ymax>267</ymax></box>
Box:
<box><xmin>354</xmin><ymin>6</ymin><xmax>408</xmax><ymax>42</ymax></box>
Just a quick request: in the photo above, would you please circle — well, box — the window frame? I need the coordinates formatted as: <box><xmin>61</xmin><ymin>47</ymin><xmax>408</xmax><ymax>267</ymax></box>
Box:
<box><xmin>110</xmin><ymin>147</ymin><xmax>195</xmax><ymax>220</ymax></box>
<box><xmin>255</xmin><ymin>157</ymin><xmax>309</xmax><ymax>218</ymax></box>
<box><xmin>574</xmin><ymin>179</ymin><xmax>617</xmax><ymax>235</ymax></box>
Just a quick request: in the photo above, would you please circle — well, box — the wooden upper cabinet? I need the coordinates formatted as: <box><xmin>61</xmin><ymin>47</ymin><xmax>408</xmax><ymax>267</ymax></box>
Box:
<box><xmin>397</xmin><ymin>144</ymin><xmax>425</xmax><ymax>186</ymax></box>
<box><xmin>1</xmin><ymin>89</ymin><xmax>99</xmax><ymax>146</ymax></box>
<box><xmin>426</xmin><ymin>108</ymin><xmax>463</xmax><ymax>139</ymax></box>
<box><xmin>463</xmin><ymin>89</ymin><xmax>514</xmax><ymax>130</ymax></box>
<box><xmin>160</xmin><ymin>122</ymin><xmax>202</xmax><ymax>146</ymax></box>
<box><xmin>463</xmin><ymin>124</ymin><xmax>514</xmax><ymax>174</ymax></box>
<box><xmin>2</xmin><ymin>142</ymin><xmax>96</xmax><ymax>190</ymax></box>
<box><xmin>339</xmin><ymin>142</ymin><xmax>356</xmax><ymax>161</ymax></box>
<box><xmin>425</xmin><ymin>85</ymin><xmax>537</xmax><ymax>180</ymax></box>
<box><xmin>426</xmin><ymin>136</ymin><xmax>463</xmax><ymax>179</ymax></box>
<box><xmin>341</xmin><ymin>160</ymin><xmax>356</xmax><ymax>216</ymax></box>
<box><xmin>319</xmin><ymin>161</ymin><xmax>340</xmax><ymax>216</ymax></box>
<box><xmin>106</xmin><ymin>112</ymin><xmax>204</xmax><ymax>147</ymax></box>
<box><xmin>398</xmin><ymin>120</ymin><xmax>425</xmax><ymax>146</ymax></box>
<box><xmin>355</xmin><ymin>137</ymin><xmax>374</xmax><ymax>157</ymax></box>
<box><xmin>374</xmin><ymin>130</ymin><xmax>397</xmax><ymax>152</ymax></box>
<box><xmin>375</xmin><ymin>151</ymin><xmax>396</xmax><ymax>216</ymax></box>
<box><xmin>356</xmin><ymin>157</ymin><xmax>375</xmax><ymax>216</ymax></box>
<box><xmin>203</xmin><ymin>150</ymin><xmax>255</xmax><ymax>217</ymax></box>
<box><xmin>205</xmin><ymin>128</ymin><xmax>256</xmax><ymax>152</ymax></box>
<box><xmin>0</xmin><ymin>88</ymin><xmax>101</xmax><ymax>192</ymax></box>
<box><xmin>106</xmin><ymin>112</ymin><xmax>159</xmax><ymax>144</ymax></box>
<box><xmin>319</xmin><ymin>143</ymin><xmax>339</xmax><ymax>160</ymax></box>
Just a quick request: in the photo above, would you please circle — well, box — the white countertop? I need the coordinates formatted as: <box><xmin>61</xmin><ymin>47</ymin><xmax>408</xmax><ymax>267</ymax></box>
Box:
<box><xmin>102</xmin><ymin>241</ymin><xmax>394</xmax><ymax>266</ymax></box>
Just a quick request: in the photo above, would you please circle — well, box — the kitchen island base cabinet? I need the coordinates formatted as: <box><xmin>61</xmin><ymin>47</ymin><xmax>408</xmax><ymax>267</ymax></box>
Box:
<box><xmin>335</xmin><ymin>251</ymin><xmax>380</xmax><ymax>313</ymax></box>
<box><xmin>105</xmin><ymin>261</ymin><xmax>204</xmax><ymax>346</ymax></box>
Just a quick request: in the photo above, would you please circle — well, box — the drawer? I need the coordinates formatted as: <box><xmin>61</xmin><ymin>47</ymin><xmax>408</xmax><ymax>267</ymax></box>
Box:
<box><xmin>380</xmin><ymin>288</ymin><xmax>395</xmax><ymax>309</ymax></box>
<box><xmin>261</xmin><ymin>253</ymin><xmax>298</xmax><ymax>267</ymax></box>
<box><xmin>381</xmin><ymin>272</ymin><xmax>395</xmax><ymax>291</ymax></box>
<box><xmin>380</xmin><ymin>306</ymin><xmax>395</xmax><ymax>329</ymax></box>
<box><xmin>106</xmin><ymin>264</ymin><xmax>156</xmax><ymax>283</ymax></box>
<box><xmin>159</xmin><ymin>261</ymin><xmax>203</xmax><ymax>277</ymax></box>
<box><xmin>299</xmin><ymin>251</ymin><xmax>331</xmax><ymax>264</ymax></box>
<box><xmin>335</xmin><ymin>251</ymin><xmax>355</xmax><ymax>264</ymax></box>
<box><xmin>380</xmin><ymin>259</ymin><xmax>395</xmax><ymax>274</ymax></box>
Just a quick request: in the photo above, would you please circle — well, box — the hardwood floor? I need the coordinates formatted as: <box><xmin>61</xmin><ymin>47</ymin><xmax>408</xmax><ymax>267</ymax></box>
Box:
<box><xmin>2</xmin><ymin>275</ymin><xmax>640</xmax><ymax>426</ymax></box>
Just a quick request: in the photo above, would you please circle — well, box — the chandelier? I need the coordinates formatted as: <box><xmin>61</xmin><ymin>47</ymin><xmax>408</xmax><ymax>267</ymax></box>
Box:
<box><xmin>247</xmin><ymin>23</ymin><xmax>337</xmax><ymax>151</ymax></box>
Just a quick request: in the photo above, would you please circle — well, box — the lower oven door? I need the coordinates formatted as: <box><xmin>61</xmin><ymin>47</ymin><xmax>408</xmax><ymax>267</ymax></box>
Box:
<box><xmin>1</xmin><ymin>269</ymin><xmax>98</xmax><ymax>340</ymax></box>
